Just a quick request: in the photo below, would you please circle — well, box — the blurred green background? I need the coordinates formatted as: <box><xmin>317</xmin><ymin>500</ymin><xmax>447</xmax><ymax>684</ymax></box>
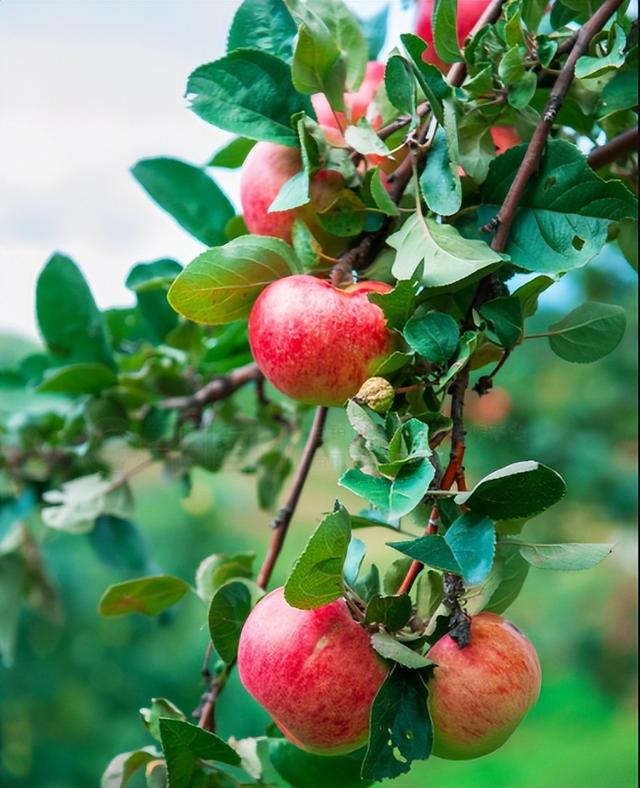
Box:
<box><xmin>0</xmin><ymin>250</ymin><xmax>637</xmax><ymax>788</ymax></box>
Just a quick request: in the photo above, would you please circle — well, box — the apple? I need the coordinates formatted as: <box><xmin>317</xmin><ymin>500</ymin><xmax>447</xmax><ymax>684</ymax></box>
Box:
<box><xmin>240</xmin><ymin>137</ymin><xmax>343</xmax><ymax>243</ymax></box>
<box><xmin>427</xmin><ymin>612</ymin><xmax>542</xmax><ymax>760</ymax></box>
<box><xmin>465</xmin><ymin>387</ymin><xmax>512</xmax><ymax>426</ymax></box>
<box><xmin>237</xmin><ymin>587</ymin><xmax>389</xmax><ymax>755</ymax></box>
<box><xmin>490</xmin><ymin>126</ymin><xmax>522</xmax><ymax>155</ymax></box>
<box><xmin>416</xmin><ymin>0</ymin><xmax>492</xmax><ymax>70</ymax></box>
<box><xmin>312</xmin><ymin>61</ymin><xmax>386</xmax><ymax>132</ymax></box>
<box><xmin>248</xmin><ymin>275</ymin><xmax>397</xmax><ymax>407</ymax></box>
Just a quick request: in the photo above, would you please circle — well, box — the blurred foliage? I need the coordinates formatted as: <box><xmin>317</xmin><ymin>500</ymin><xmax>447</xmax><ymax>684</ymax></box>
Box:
<box><xmin>0</xmin><ymin>252</ymin><xmax>636</xmax><ymax>788</ymax></box>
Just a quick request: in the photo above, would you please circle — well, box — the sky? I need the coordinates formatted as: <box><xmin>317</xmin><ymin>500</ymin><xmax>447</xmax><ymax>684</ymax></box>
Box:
<box><xmin>0</xmin><ymin>0</ymin><xmax>403</xmax><ymax>342</ymax></box>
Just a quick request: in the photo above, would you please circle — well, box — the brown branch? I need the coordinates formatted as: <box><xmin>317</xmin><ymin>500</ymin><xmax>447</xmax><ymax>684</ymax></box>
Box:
<box><xmin>484</xmin><ymin>0</ymin><xmax>628</xmax><ymax>250</ymax></box>
<box><xmin>256</xmin><ymin>405</ymin><xmax>328</xmax><ymax>588</ymax></box>
<box><xmin>588</xmin><ymin>127</ymin><xmax>639</xmax><ymax>170</ymax></box>
<box><xmin>160</xmin><ymin>362</ymin><xmax>261</xmax><ymax>411</ymax></box>
<box><xmin>396</xmin><ymin>367</ymin><xmax>470</xmax><ymax>596</ymax></box>
<box><xmin>198</xmin><ymin>405</ymin><xmax>328</xmax><ymax>730</ymax></box>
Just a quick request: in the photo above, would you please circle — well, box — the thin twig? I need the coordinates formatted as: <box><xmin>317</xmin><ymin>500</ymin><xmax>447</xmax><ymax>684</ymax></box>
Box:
<box><xmin>588</xmin><ymin>127</ymin><xmax>639</xmax><ymax>170</ymax></box>
<box><xmin>160</xmin><ymin>362</ymin><xmax>262</xmax><ymax>411</ymax></box>
<box><xmin>198</xmin><ymin>406</ymin><xmax>328</xmax><ymax>730</ymax></box>
<box><xmin>484</xmin><ymin>0</ymin><xmax>627</xmax><ymax>249</ymax></box>
<box><xmin>256</xmin><ymin>406</ymin><xmax>328</xmax><ymax>588</ymax></box>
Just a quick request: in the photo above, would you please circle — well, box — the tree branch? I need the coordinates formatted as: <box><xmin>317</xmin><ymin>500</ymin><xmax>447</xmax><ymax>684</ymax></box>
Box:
<box><xmin>160</xmin><ymin>362</ymin><xmax>262</xmax><ymax>411</ymax></box>
<box><xmin>197</xmin><ymin>406</ymin><xmax>328</xmax><ymax>730</ymax></box>
<box><xmin>484</xmin><ymin>0</ymin><xmax>628</xmax><ymax>249</ymax></box>
<box><xmin>256</xmin><ymin>406</ymin><xmax>328</xmax><ymax>588</ymax></box>
<box><xmin>588</xmin><ymin>127</ymin><xmax>639</xmax><ymax>170</ymax></box>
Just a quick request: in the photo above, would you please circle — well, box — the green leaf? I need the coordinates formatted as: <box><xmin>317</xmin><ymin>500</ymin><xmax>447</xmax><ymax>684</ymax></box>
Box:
<box><xmin>512</xmin><ymin>275</ymin><xmax>556</xmax><ymax>317</ymax></box>
<box><xmin>186</xmin><ymin>50</ymin><xmax>312</xmax><ymax>145</ymax></box>
<box><xmin>37</xmin><ymin>363</ymin><xmax>117</xmax><ymax>395</ymax></box>
<box><xmin>545</xmin><ymin>302</ymin><xmax>626</xmax><ymax>363</ymax></box>
<box><xmin>389</xmin><ymin>213</ymin><xmax>504</xmax><ymax>288</ymax></box>
<box><xmin>384</xmin><ymin>55</ymin><xmax>416</xmax><ymax>116</ymax></box>
<box><xmin>364</xmin><ymin>594</ymin><xmax>412</xmax><ymax>631</ymax></box>
<box><xmin>514</xmin><ymin>542</ymin><xmax>614</xmax><ymax>571</ymax></box>
<box><xmin>168</xmin><ymin>236</ymin><xmax>299</xmax><ymax>325</ymax></box>
<box><xmin>387</xmin><ymin>534</ymin><xmax>460</xmax><ymax>574</ymax></box>
<box><xmin>269</xmin><ymin>170</ymin><xmax>310</xmax><ymax>212</ymax></box>
<box><xmin>343</xmin><ymin>536</ymin><xmax>367</xmax><ymax>586</ymax></box>
<box><xmin>361</xmin><ymin>665</ymin><xmax>432</xmax><ymax>780</ymax></box>
<box><xmin>339</xmin><ymin>469</ymin><xmax>392</xmax><ymax>511</ymax></box>
<box><xmin>354</xmin><ymin>563</ymin><xmax>381</xmax><ymax>602</ymax></box>
<box><xmin>0</xmin><ymin>554</ymin><xmax>25</xmax><ymax>667</ymax></box>
<box><xmin>140</xmin><ymin>699</ymin><xmax>186</xmax><ymax>743</ymax></box>
<box><xmin>479</xmin><ymin>296</ymin><xmax>524</xmax><ymax>349</ymax></box>
<box><xmin>257</xmin><ymin>449</ymin><xmax>293</xmax><ymax>510</ymax></box>
<box><xmin>367</xmin><ymin>281</ymin><xmax>415</xmax><ymax>331</ymax></box>
<box><xmin>598</xmin><ymin>58</ymin><xmax>639</xmax><ymax>118</ymax></box>
<box><xmin>346</xmin><ymin>400</ymin><xmax>389</xmax><ymax>448</ymax></box>
<box><xmin>466</xmin><ymin>542</ymin><xmax>530</xmax><ymax>616</ymax></box>
<box><xmin>420</xmin><ymin>126</ymin><xmax>462</xmax><ymax>217</ymax></box>
<box><xmin>455</xmin><ymin>460</ymin><xmax>567</xmax><ymax>520</ymax></box>
<box><xmin>415</xmin><ymin>570</ymin><xmax>444</xmax><ymax>621</ymax></box>
<box><xmin>616</xmin><ymin>217</ymin><xmax>638</xmax><ymax>270</ymax></box>
<box><xmin>383</xmin><ymin>557</ymin><xmax>413</xmax><ymax>594</ymax></box>
<box><xmin>159</xmin><ymin>718</ymin><xmax>240</xmax><ymax>788</ymax></box>
<box><xmin>498</xmin><ymin>46</ymin><xmax>537</xmax><ymax>109</ymax></box>
<box><xmin>36</xmin><ymin>253</ymin><xmax>114</xmax><ymax>369</ymax></box>
<box><xmin>433</xmin><ymin>0</ymin><xmax>462</xmax><ymax>63</ymax></box>
<box><xmin>89</xmin><ymin>515</ymin><xmax>150</xmax><ymax>576</ymax></box>
<box><xmin>42</xmin><ymin>473</ymin><xmax>132</xmax><ymax>534</ymax></box>
<box><xmin>317</xmin><ymin>190</ymin><xmax>367</xmax><ymax>237</ymax></box>
<box><xmin>284</xmin><ymin>502</ymin><xmax>351</xmax><ymax>609</ymax></box>
<box><xmin>180</xmin><ymin>422</ymin><xmax>240</xmax><ymax>473</ymax></box>
<box><xmin>400</xmin><ymin>34</ymin><xmax>451</xmax><ymax>124</ymax></box>
<box><xmin>99</xmin><ymin>575</ymin><xmax>190</xmax><ymax>617</ymax></box>
<box><xmin>370</xmin><ymin>167</ymin><xmax>400</xmax><ymax>217</ymax></box>
<box><xmin>195</xmin><ymin>552</ymin><xmax>255</xmax><ymax>602</ymax></box>
<box><xmin>404</xmin><ymin>311</ymin><xmax>460</xmax><ymax>364</ymax></box>
<box><xmin>371</xmin><ymin>631</ymin><xmax>433</xmax><ymax>668</ymax></box>
<box><xmin>444</xmin><ymin>512</ymin><xmax>496</xmax><ymax>585</ymax></box>
<box><xmin>457</xmin><ymin>112</ymin><xmax>496</xmax><ymax>183</ymax></box>
<box><xmin>481</xmin><ymin>140</ymin><xmax>637</xmax><ymax>273</ymax></box>
<box><xmin>125</xmin><ymin>258</ymin><xmax>182</xmax><ymax>342</ymax></box>
<box><xmin>575</xmin><ymin>24</ymin><xmax>626</xmax><ymax>79</ymax></box>
<box><xmin>101</xmin><ymin>748</ymin><xmax>158</xmax><ymax>788</ymax></box>
<box><xmin>208</xmin><ymin>580</ymin><xmax>261</xmax><ymax>663</ymax></box>
<box><xmin>269</xmin><ymin>738</ymin><xmax>373</xmax><ymax>788</ymax></box>
<box><xmin>345</xmin><ymin>119</ymin><xmax>390</xmax><ymax>157</ymax></box>
<box><xmin>131</xmin><ymin>158</ymin><xmax>234</xmax><ymax>247</ymax></box>
<box><xmin>434</xmin><ymin>329</ymin><xmax>478</xmax><ymax>393</ymax></box>
<box><xmin>227</xmin><ymin>0</ymin><xmax>297</xmax><ymax>61</ymax></box>
<box><xmin>207</xmin><ymin>136</ymin><xmax>256</xmax><ymax>168</ymax></box>
<box><xmin>389</xmin><ymin>460</ymin><xmax>435</xmax><ymax>519</ymax></box>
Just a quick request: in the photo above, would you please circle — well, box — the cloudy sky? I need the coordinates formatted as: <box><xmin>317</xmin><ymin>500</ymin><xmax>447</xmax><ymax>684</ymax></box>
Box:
<box><xmin>0</xmin><ymin>0</ymin><xmax>404</xmax><ymax>342</ymax></box>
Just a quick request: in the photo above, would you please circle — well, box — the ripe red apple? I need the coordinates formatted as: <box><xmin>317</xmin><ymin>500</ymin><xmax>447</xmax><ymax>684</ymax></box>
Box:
<box><xmin>490</xmin><ymin>126</ymin><xmax>521</xmax><ymax>154</ymax></box>
<box><xmin>465</xmin><ymin>387</ymin><xmax>513</xmax><ymax>426</ymax></box>
<box><xmin>416</xmin><ymin>0</ymin><xmax>492</xmax><ymax>70</ymax></box>
<box><xmin>312</xmin><ymin>61</ymin><xmax>386</xmax><ymax>132</ymax></box>
<box><xmin>237</xmin><ymin>587</ymin><xmax>388</xmax><ymax>755</ymax></box>
<box><xmin>427</xmin><ymin>612</ymin><xmax>542</xmax><ymax>760</ymax></box>
<box><xmin>248</xmin><ymin>275</ymin><xmax>397</xmax><ymax>407</ymax></box>
<box><xmin>240</xmin><ymin>135</ymin><xmax>343</xmax><ymax>243</ymax></box>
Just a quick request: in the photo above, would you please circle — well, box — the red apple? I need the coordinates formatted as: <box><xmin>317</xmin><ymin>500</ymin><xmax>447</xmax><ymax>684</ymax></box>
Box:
<box><xmin>465</xmin><ymin>387</ymin><xmax>512</xmax><ymax>426</ymax></box>
<box><xmin>237</xmin><ymin>587</ymin><xmax>388</xmax><ymax>755</ymax></box>
<box><xmin>416</xmin><ymin>0</ymin><xmax>492</xmax><ymax>70</ymax></box>
<box><xmin>490</xmin><ymin>126</ymin><xmax>521</xmax><ymax>154</ymax></box>
<box><xmin>248</xmin><ymin>275</ymin><xmax>397</xmax><ymax>407</ymax></box>
<box><xmin>240</xmin><ymin>136</ymin><xmax>343</xmax><ymax>243</ymax></box>
<box><xmin>427</xmin><ymin>612</ymin><xmax>542</xmax><ymax>760</ymax></box>
<box><xmin>312</xmin><ymin>61</ymin><xmax>386</xmax><ymax>132</ymax></box>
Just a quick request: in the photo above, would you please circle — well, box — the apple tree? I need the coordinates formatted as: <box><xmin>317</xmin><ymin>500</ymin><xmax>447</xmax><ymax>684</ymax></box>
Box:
<box><xmin>0</xmin><ymin>0</ymin><xmax>637</xmax><ymax>785</ymax></box>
